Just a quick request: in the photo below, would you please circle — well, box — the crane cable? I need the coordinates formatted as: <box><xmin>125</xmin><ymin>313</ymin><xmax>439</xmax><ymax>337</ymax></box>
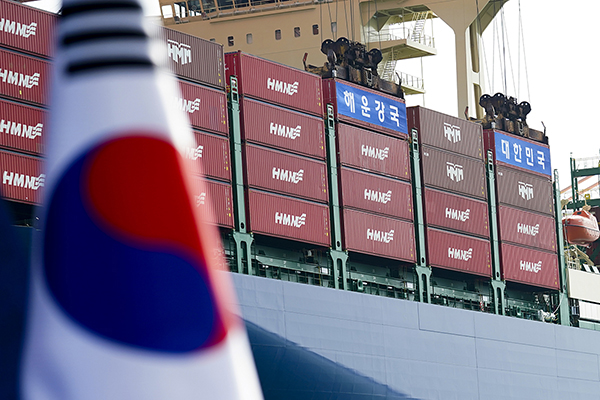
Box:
<box><xmin>343</xmin><ymin>0</ymin><xmax>349</xmax><ymax>41</ymax></box>
<box><xmin>350</xmin><ymin>0</ymin><xmax>354</xmax><ymax>41</ymax></box>
<box><xmin>518</xmin><ymin>0</ymin><xmax>532</xmax><ymax>101</ymax></box>
<box><xmin>359</xmin><ymin>1</ymin><xmax>367</xmax><ymax>48</ymax></box>
<box><xmin>501</xmin><ymin>6</ymin><xmax>520</xmax><ymax>97</ymax></box>
<box><xmin>474</xmin><ymin>0</ymin><xmax>485</xmax><ymax>111</ymax></box>
<box><xmin>517</xmin><ymin>0</ymin><xmax>521</xmax><ymax>97</ymax></box>
<box><xmin>501</xmin><ymin>6</ymin><xmax>508</xmax><ymax>94</ymax></box>
<box><xmin>327</xmin><ymin>0</ymin><xmax>335</xmax><ymax>40</ymax></box>
<box><xmin>336</xmin><ymin>0</ymin><xmax>339</xmax><ymax>41</ymax></box>
<box><xmin>319</xmin><ymin>0</ymin><xmax>323</xmax><ymax>43</ymax></box>
<box><xmin>478</xmin><ymin>2</ymin><xmax>531</xmax><ymax>112</ymax></box>
<box><xmin>481</xmin><ymin>25</ymin><xmax>492</xmax><ymax>91</ymax></box>
<box><xmin>491</xmin><ymin>5</ymin><xmax>497</xmax><ymax>93</ymax></box>
<box><xmin>374</xmin><ymin>0</ymin><xmax>382</xmax><ymax>52</ymax></box>
<box><xmin>496</xmin><ymin>2</ymin><xmax>531</xmax><ymax>101</ymax></box>
<box><xmin>476</xmin><ymin>0</ymin><xmax>493</xmax><ymax>93</ymax></box>
<box><xmin>490</xmin><ymin>4</ymin><xmax>506</xmax><ymax>95</ymax></box>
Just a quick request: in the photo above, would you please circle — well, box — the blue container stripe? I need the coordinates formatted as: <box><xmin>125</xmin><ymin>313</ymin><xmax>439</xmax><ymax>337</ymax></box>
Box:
<box><xmin>335</xmin><ymin>81</ymin><xmax>407</xmax><ymax>135</ymax></box>
<box><xmin>494</xmin><ymin>131</ymin><xmax>551</xmax><ymax>176</ymax></box>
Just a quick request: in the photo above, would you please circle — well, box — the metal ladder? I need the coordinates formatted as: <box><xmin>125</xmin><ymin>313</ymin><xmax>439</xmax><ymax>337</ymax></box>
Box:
<box><xmin>410</xmin><ymin>11</ymin><xmax>429</xmax><ymax>42</ymax></box>
<box><xmin>378</xmin><ymin>50</ymin><xmax>398</xmax><ymax>82</ymax></box>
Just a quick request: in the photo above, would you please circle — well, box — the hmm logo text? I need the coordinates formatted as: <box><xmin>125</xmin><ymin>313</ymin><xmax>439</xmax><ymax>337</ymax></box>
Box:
<box><xmin>275</xmin><ymin>212</ymin><xmax>306</xmax><ymax>228</ymax></box>
<box><xmin>272</xmin><ymin>168</ymin><xmax>304</xmax><ymax>184</ymax></box>
<box><xmin>0</xmin><ymin>120</ymin><xmax>42</xmax><ymax>139</ymax></box>
<box><xmin>444</xmin><ymin>123</ymin><xmax>461</xmax><ymax>143</ymax></box>
<box><xmin>185</xmin><ymin>145</ymin><xmax>203</xmax><ymax>160</ymax></box>
<box><xmin>520</xmin><ymin>260</ymin><xmax>542</xmax><ymax>273</ymax></box>
<box><xmin>518</xmin><ymin>181</ymin><xmax>534</xmax><ymax>200</ymax></box>
<box><xmin>0</xmin><ymin>69</ymin><xmax>39</xmax><ymax>89</ymax></box>
<box><xmin>445</xmin><ymin>207</ymin><xmax>470</xmax><ymax>222</ymax></box>
<box><xmin>446</xmin><ymin>162</ymin><xmax>464</xmax><ymax>182</ymax></box>
<box><xmin>267</xmin><ymin>78</ymin><xmax>299</xmax><ymax>95</ymax></box>
<box><xmin>517</xmin><ymin>223</ymin><xmax>539</xmax><ymax>237</ymax></box>
<box><xmin>195</xmin><ymin>192</ymin><xmax>206</xmax><ymax>207</ymax></box>
<box><xmin>175</xmin><ymin>97</ymin><xmax>201</xmax><ymax>114</ymax></box>
<box><xmin>361</xmin><ymin>145</ymin><xmax>389</xmax><ymax>160</ymax></box>
<box><xmin>0</xmin><ymin>19</ymin><xmax>37</xmax><ymax>38</ymax></box>
<box><xmin>448</xmin><ymin>247</ymin><xmax>473</xmax><ymax>261</ymax></box>
<box><xmin>167</xmin><ymin>40</ymin><xmax>192</xmax><ymax>65</ymax></box>
<box><xmin>3</xmin><ymin>171</ymin><xmax>45</xmax><ymax>190</ymax></box>
<box><xmin>270</xmin><ymin>123</ymin><xmax>301</xmax><ymax>140</ymax></box>
<box><xmin>367</xmin><ymin>228</ymin><xmax>394</xmax><ymax>243</ymax></box>
<box><xmin>364</xmin><ymin>189</ymin><xmax>392</xmax><ymax>204</ymax></box>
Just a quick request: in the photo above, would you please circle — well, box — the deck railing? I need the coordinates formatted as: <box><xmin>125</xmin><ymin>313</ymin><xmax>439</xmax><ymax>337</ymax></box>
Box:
<box><xmin>366</xmin><ymin>28</ymin><xmax>435</xmax><ymax>48</ymax></box>
<box><xmin>163</xmin><ymin>0</ymin><xmax>329</xmax><ymax>21</ymax></box>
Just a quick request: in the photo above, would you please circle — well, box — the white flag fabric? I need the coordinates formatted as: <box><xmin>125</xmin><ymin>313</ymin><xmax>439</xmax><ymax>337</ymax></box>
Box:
<box><xmin>20</xmin><ymin>1</ymin><xmax>263</xmax><ymax>399</ymax></box>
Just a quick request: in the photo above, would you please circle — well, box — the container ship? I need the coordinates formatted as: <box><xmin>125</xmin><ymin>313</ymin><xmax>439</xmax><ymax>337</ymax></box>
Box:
<box><xmin>3</xmin><ymin>0</ymin><xmax>600</xmax><ymax>398</ymax></box>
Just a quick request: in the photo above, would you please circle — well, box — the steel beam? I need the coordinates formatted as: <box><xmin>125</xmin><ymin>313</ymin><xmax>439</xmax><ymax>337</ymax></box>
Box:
<box><xmin>554</xmin><ymin>170</ymin><xmax>570</xmax><ymax>326</ymax></box>
<box><xmin>325</xmin><ymin>104</ymin><xmax>348</xmax><ymax>290</ymax></box>
<box><xmin>409</xmin><ymin>128</ymin><xmax>431</xmax><ymax>303</ymax></box>
<box><xmin>228</xmin><ymin>76</ymin><xmax>253</xmax><ymax>275</ymax></box>
<box><xmin>486</xmin><ymin>150</ymin><xmax>505</xmax><ymax>315</ymax></box>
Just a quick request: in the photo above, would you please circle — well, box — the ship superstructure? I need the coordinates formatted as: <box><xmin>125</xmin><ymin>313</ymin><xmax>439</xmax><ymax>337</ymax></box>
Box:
<box><xmin>157</xmin><ymin>0</ymin><xmax>510</xmax><ymax>119</ymax></box>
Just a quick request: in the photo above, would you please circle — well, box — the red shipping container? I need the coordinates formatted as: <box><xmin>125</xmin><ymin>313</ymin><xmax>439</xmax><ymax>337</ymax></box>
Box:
<box><xmin>408</xmin><ymin>106</ymin><xmax>483</xmax><ymax>160</ymax></box>
<box><xmin>0</xmin><ymin>99</ymin><xmax>45</xmax><ymax>155</ymax></box>
<box><xmin>498</xmin><ymin>205</ymin><xmax>557</xmax><ymax>252</ymax></box>
<box><xmin>244</xmin><ymin>144</ymin><xmax>328</xmax><ymax>203</ymax></box>
<box><xmin>185</xmin><ymin>130</ymin><xmax>230</xmax><ymax>182</ymax></box>
<box><xmin>342</xmin><ymin>208</ymin><xmax>415</xmax><ymax>262</ymax></box>
<box><xmin>177</xmin><ymin>80</ymin><xmax>228</xmax><ymax>135</ymax></box>
<box><xmin>337</xmin><ymin>122</ymin><xmax>410</xmax><ymax>180</ymax></box>
<box><xmin>496</xmin><ymin>165</ymin><xmax>554</xmax><ymax>215</ymax></box>
<box><xmin>0</xmin><ymin>48</ymin><xmax>49</xmax><ymax>106</ymax></box>
<box><xmin>240</xmin><ymin>97</ymin><xmax>326</xmax><ymax>160</ymax></box>
<box><xmin>423</xmin><ymin>188</ymin><xmax>489</xmax><ymax>238</ymax></box>
<box><xmin>191</xmin><ymin>176</ymin><xmax>234</xmax><ymax>228</ymax></box>
<box><xmin>247</xmin><ymin>189</ymin><xmax>330</xmax><ymax>247</ymax></box>
<box><xmin>0</xmin><ymin>149</ymin><xmax>43</xmax><ymax>204</ymax></box>
<box><xmin>500</xmin><ymin>243</ymin><xmax>559</xmax><ymax>289</ymax></box>
<box><xmin>483</xmin><ymin>129</ymin><xmax>552</xmax><ymax>179</ymax></box>
<box><xmin>158</xmin><ymin>25</ymin><xmax>225</xmax><ymax>89</ymax></box>
<box><xmin>322</xmin><ymin>78</ymin><xmax>408</xmax><ymax>138</ymax></box>
<box><xmin>426</xmin><ymin>228</ymin><xmax>492</xmax><ymax>277</ymax></box>
<box><xmin>225</xmin><ymin>51</ymin><xmax>323</xmax><ymax>117</ymax></box>
<box><xmin>0</xmin><ymin>0</ymin><xmax>56</xmax><ymax>58</ymax></box>
<box><xmin>421</xmin><ymin>145</ymin><xmax>487</xmax><ymax>200</ymax></box>
<box><xmin>339</xmin><ymin>167</ymin><xmax>413</xmax><ymax>220</ymax></box>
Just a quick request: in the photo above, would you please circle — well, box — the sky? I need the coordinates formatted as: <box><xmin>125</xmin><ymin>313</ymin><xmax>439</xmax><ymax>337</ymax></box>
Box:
<box><xmin>396</xmin><ymin>0</ymin><xmax>600</xmax><ymax>193</ymax></box>
<box><xmin>28</xmin><ymin>0</ymin><xmax>600</xmax><ymax>192</ymax></box>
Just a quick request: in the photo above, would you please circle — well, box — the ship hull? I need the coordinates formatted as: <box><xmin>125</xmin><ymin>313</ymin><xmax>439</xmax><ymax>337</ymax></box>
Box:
<box><xmin>231</xmin><ymin>273</ymin><xmax>600</xmax><ymax>400</ymax></box>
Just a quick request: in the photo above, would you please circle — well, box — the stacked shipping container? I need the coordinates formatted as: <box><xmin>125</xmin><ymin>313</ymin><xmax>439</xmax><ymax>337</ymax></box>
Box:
<box><xmin>161</xmin><ymin>26</ymin><xmax>234</xmax><ymax>229</ymax></box>
<box><xmin>226</xmin><ymin>51</ymin><xmax>330</xmax><ymax>246</ymax></box>
<box><xmin>408</xmin><ymin>106</ymin><xmax>492</xmax><ymax>277</ymax></box>
<box><xmin>0</xmin><ymin>6</ymin><xmax>235</xmax><ymax>228</ymax></box>
<box><xmin>0</xmin><ymin>0</ymin><xmax>54</xmax><ymax>205</ymax></box>
<box><xmin>0</xmin><ymin>0</ymin><xmax>54</xmax><ymax>58</ymax></box>
<box><xmin>0</xmin><ymin>1</ymin><xmax>562</xmax><ymax>294</ymax></box>
<box><xmin>484</xmin><ymin>129</ymin><xmax>559</xmax><ymax>289</ymax></box>
<box><xmin>324</xmin><ymin>78</ymin><xmax>415</xmax><ymax>261</ymax></box>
